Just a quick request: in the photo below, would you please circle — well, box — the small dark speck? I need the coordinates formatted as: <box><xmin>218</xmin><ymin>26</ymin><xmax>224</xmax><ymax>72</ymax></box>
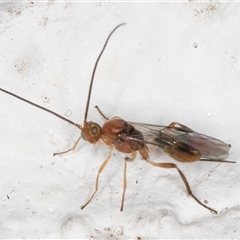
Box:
<box><xmin>94</xmin><ymin>229</ymin><xmax>101</xmax><ymax>234</ymax></box>
<box><xmin>7</xmin><ymin>195</ymin><xmax>9</xmax><ymax>199</ymax></box>
<box><xmin>193</xmin><ymin>42</ymin><xmax>198</xmax><ymax>48</ymax></box>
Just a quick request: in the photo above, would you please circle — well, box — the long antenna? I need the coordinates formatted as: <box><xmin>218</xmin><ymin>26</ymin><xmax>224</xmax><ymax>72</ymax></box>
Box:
<box><xmin>0</xmin><ymin>87</ymin><xmax>81</xmax><ymax>129</ymax></box>
<box><xmin>83</xmin><ymin>23</ymin><xmax>126</xmax><ymax>124</ymax></box>
<box><xmin>0</xmin><ymin>24</ymin><xmax>125</xmax><ymax>129</ymax></box>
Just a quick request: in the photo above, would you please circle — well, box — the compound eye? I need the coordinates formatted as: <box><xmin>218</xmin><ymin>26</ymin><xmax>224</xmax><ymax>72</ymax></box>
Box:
<box><xmin>90</xmin><ymin>123</ymin><xmax>101</xmax><ymax>137</ymax></box>
<box><xmin>81</xmin><ymin>121</ymin><xmax>101</xmax><ymax>143</ymax></box>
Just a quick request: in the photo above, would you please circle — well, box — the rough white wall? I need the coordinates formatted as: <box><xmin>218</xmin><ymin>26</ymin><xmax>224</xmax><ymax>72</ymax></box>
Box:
<box><xmin>0</xmin><ymin>2</ymin><xmax>239</xmax><ymax>239</ymax></box>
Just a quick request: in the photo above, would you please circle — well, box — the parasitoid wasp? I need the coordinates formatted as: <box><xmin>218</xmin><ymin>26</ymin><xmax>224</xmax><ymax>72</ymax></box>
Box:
<box><xmin>0</xmin><ymin>23</ymin><xmax>235</xmax><ymax>214</ymax></box>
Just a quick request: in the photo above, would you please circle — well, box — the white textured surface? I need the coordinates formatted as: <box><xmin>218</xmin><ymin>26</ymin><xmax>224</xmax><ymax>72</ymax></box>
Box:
<box><xmin>0</xmin><ymin>2</ymin><xmax>240</xmax><ymax>239</ymax></box>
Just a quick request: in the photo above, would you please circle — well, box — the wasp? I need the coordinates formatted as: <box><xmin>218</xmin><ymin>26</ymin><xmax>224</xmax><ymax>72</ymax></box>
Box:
<box><xmin>0</xmin><ymin>23</ymin><xmax>235</xmax><ymax>214</ymax></box>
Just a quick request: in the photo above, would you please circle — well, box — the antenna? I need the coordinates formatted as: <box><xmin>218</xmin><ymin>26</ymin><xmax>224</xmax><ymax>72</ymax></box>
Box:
<box><xmin>0</xmin><ymin>87</ymin><xmax>81</xmax><ymax>128</ymax></box>
<box><xmin>83</xmin><ymin>23</ymin><xmax>126</xmax><ymax>124</ymax></box>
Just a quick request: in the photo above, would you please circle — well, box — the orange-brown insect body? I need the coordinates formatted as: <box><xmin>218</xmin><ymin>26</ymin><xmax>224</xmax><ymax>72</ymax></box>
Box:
<box><xmin>101</xmin><ymin>117</ymin><xmax>145</xmax><ymax>153</ymax></box>
<box><xmin>82</xmin><ymin>119</ymin><xmax>201</xmax><ymax>161</ymax></box>
<box><xmin>162</xmin><ymin>143</ymin><xmax>200</xmax><ymax>162</ymax></box>
<box><xmin>81</xmin><ymin>117</ymin><xmax>145</xmax><ymax>153</ymax></box>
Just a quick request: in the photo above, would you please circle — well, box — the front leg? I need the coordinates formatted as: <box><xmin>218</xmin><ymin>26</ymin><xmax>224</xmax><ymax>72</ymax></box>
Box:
<box><xmin>81</xmin><ymin>145</ymin><xmax>113</xmax><ymax>210</ymax></box>
<box><xmin>53</xmin><ymin>136</ymin><xmax>82</xmax><ymax>156</ymax></box>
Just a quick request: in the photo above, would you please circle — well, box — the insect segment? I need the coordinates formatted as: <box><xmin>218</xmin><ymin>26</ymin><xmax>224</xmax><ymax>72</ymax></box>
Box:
<box><xmin>0</xmin><ymin>24</ymin><xmax>235</xmax><ymax>214</ymax></box>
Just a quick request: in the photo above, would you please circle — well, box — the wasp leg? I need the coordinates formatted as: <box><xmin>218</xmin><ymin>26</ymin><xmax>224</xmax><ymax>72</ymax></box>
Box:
<box><xmin>95</xmin><ymin>105</ymin><xmax>109</xmax><ymax>120</ymax></box>
<box><xmin>139</xmin><ymin>148</ymin><xmax>217</xmax><ymax>214</ymax></box>
<box><xmin>120</xmin><ymin>151</ymin><xmax>137</xmax><ymax>211</ymax></box>
<box><xmin>81</xmin><ymin>146</ymin><xmax>113</xmax><ymax>210</ymax></box>
<box><xmin>53</xmin><ymin>136</ymin><xmax>82</xmax><ymax>156</ymax></box>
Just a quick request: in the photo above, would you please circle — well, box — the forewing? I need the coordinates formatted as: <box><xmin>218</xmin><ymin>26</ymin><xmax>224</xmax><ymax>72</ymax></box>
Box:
<box><xmin>129</xmin><ymin>122</ymin><xmax>230</xmax><ymax>160</ymax></box>
<box><xmin>163</xmin><ymin>127</ymin><xmax>230</xmax><ymax>159</ymax></box>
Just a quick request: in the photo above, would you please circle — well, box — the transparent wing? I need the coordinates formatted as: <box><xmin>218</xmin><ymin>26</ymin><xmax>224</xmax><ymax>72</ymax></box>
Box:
<box><xmin>127</xmin><ymin>122</ymin><xmax>230</xmax><ymax>160</ymax></box>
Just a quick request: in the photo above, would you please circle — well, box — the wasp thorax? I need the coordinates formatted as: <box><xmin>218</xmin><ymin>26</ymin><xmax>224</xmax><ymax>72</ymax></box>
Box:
<box><xmin>81</xmin><ymin>121</ymin><xmax>102</xmax><ymax>143</ymax></box>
